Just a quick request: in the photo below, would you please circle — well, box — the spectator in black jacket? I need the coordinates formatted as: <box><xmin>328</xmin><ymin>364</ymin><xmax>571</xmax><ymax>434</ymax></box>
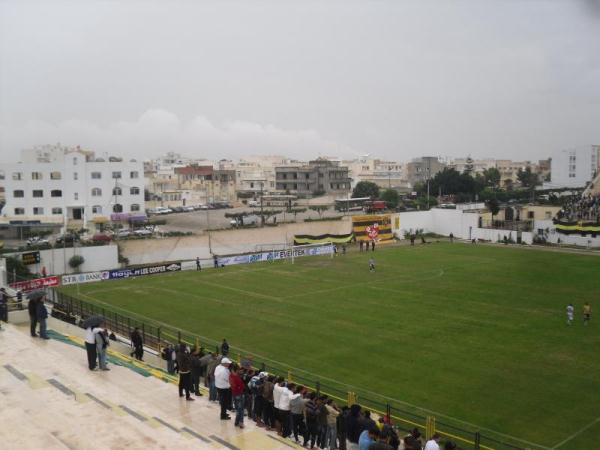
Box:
<box><xmin>177</xmin><ymin>343</ymin><xmax>194</xmax><ymax>401</ymax></box>
<box><xmin>36</xmin><ymin>296</ymin><xmax>49</xmax><ymax>339</ymax></box>
<box><xmin>28</xmin><ymin>297</ymin><xmax>38</xmax><ymax>337</ymax></box>
<box><xmin>346</xmin><ymin>404</ymin><xmax>364</xmax><ymax>445</ymax></box>
<box><xmin>130</xmin><ymin>328</ymin><xmax>143</xmax><ymax>361</ymax></box>
<box><xmin>190</xmin><ymin>348</ymin><xmax>203</xmax><ymax>396</ymax></box>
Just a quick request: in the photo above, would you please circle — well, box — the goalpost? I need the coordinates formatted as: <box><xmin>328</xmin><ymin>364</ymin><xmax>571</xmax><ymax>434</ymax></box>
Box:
<box><xmin>289</xmin><ymin>242</ymin><xmax>335</xmax><ymax>264</ymax></box>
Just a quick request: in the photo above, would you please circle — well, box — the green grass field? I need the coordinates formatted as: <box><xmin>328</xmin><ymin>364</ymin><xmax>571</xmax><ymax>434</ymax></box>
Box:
<box><xmin>59</xmin><ymin>243</ymin><xmax>600</xmax><ymax>449</ymax></box>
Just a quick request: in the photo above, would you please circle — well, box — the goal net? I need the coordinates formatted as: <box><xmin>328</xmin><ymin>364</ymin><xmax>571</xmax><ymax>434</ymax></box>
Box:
<box><xmin>289</xmin><ymin>242</ymin><xmax>335</xmax><ymax>264</ymax></box>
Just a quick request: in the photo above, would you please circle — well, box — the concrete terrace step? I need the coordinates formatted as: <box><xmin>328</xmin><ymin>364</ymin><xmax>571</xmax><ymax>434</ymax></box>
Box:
<box><xmin>0</xmin><ymin>323</ymin><xmax>303</xmax><ymax>450</ymax></box>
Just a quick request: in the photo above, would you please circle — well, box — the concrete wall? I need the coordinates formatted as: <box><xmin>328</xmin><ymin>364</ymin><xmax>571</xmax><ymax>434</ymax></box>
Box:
<box><xmin>394</xmin><ymin>209</ymin><xmax>479</xmax><ymax>240</ymax></box>
<box><xmin>8</xmin><ymin>245</ymin><xmax>119</xmax><ymax>276</ymax></box>
<box><xmin>121</xmin><ymin>219</ymin><xmax>352</xmax><ymax>265</ymax></box>
<box><xmin>471</xmin><ymin>228</ymin><xmax>533</xmax><ymax>244</ymax></box>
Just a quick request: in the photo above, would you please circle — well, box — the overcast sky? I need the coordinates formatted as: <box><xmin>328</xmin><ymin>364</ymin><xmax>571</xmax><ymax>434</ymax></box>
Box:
<box><xmin>1</xmin><ymin>0</ymin><xmax>599</xmax><ymax>163</ymax></box>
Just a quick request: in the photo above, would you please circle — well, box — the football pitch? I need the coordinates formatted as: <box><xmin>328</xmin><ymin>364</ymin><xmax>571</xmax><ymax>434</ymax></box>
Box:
<box><xmin>59</xmin><ymin>242</ymin><xmax>600</xmax><ymax>449</ymax></box>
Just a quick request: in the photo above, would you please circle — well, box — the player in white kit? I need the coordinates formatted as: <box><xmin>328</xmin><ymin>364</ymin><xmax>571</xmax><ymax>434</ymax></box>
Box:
<box><xmin>566</xmin><ymin>303</ymin><xmax>574</xmax><ymax>325</ymax></box>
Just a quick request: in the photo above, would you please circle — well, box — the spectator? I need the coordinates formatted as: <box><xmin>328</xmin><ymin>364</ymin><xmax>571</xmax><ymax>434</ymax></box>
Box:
<box><xmin>164</xmin><ymin>343</ymin><xmax>176</xmax><ymax>374</ymax></box>
<box><xmin>424</xmin><ymin>433</ymin><xmax>441</xmax><ymax>450</ymax></box>
<box><xmin>221</xmin><ymin>338</ymin><xmax>230</xmax><ymax>356</ymax></box>
<box><xmin>304</xmin><ymin>392</ymin><xmax>320</xmax><ymax>449</ymax></box>
<box><xmin>28</xmin><ymin>296</ymin><xmax>38</xmax><ymax>337</ymax></box>
<box><xmin>95</xmin><ymin>327</ymin><xmax>110</xmax><ymax>371</ymax></box>
<box><xmin>196</xmin><ymin>256</ymin><xmax>201</xmax><ymax>271</ymax></box>
<box><xmin>84</xmin><ymin>326</ymin><xmax>98</xmax><ymax>370</ymax></box>
<box><xmin>215</xmin><ymin>357</ymin><xmax>233</xmax><ymax>419</ymax></box>
<box><xmin>325</xmin><ymin>398</ymin><xmax>340</xmax><ymax>450</ymax></box>
<box><xmin>262</xmin><ymin>375</ymin><xmax>276</xmax><ymax>430</ymax></box>
<box><xmin>230</xmin><ymin>364</ymin><xmax>246</xmax><ymax>428</ymax></box>
<box><xmin>337</xmin><ymin>406</ymin><xmax>349</xmax><ymax>450</ymax></box>
<box><xmin>316</xmin><ymin>396</ymin><xmax>329</xmax><ymax>448</ymax></box>
<box><xmin>279</xmin><ymin>382</ymin><xmax>293</xmax><ymax>438</ymax></box>
<box><xmin>176</xmin><ymin>343</ymin><xmax>194</xmax><ymax>401</ymax></box>
<box><xmin>359</xmin><ymin>427</ymin><xmax>379</xmax><ymax>450</ymax></box>
<box><xmin>290</xmin><ymin>385</ymin><xmax>306</xmax><ymax>445</ymax></box>
<box><xmin>249</xmin><ymin>371</ymin><xmax>266</xmax><ymax>427</ymax></box>
<box><xmin>206</xmin><ymin>353</ymin><xmax>220</xmax><ymax>401</ymax></box>
<box><xmin>190</xmin><ymin>348</ymin><xmax>203</xmax><ymax>396</ymax></box>
<box><xmin>36</xmin><ymin>296</ymin><xmax>49</xmax><ymax>340</ymax></box>
<box><xmin>130</xmin><ymin>327</ymin><xmax>144</xmax><ymax>361</ymax></box>
<box><xmin>273</xmin><ymin>377</ymin><xmax>286</xmax><ymax>435</ymax></box>
<box><xmin>346</xmin><ymin>404</ymin><xmax>364</xmax><ymax>448</ymax></box>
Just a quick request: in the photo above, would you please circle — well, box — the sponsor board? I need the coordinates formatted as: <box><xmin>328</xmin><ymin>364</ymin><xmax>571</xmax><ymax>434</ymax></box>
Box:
<box><xmin>61</xmin><ymin>271</ymin><xmax>109</xmax><ymax>286</ymax></box>
<box><xmin>108</xmin><ymin>263</ymin><xmax>181</xmax><ymax>279</ymax></box>
<box><xmin>10</xmin><ymin>276</ymin><xmax>59</xmax><ymax>292</ymax></box>
<box><xmin>217</xmin><ymin>245</ymin><xmax>332</xmax><ymax>266</ymax></box>
<box><xmin>22</xmin><ymin>251</ymin><xmax>41</xmax><ymax>265</ymax></box>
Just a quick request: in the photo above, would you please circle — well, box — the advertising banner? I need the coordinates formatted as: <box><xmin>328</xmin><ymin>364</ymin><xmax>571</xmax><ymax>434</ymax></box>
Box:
<box><xmin>352</xmin><ymin>214</ymin><xmax>393</xmax><ymax>242</ymax></box>
<box><xmin>108</xmin><ymin>263</ymin><xmax>181</xmax><ymax>279</ymax></box>
<box><xmin>10</xmin><ymin>276</ymin><xmax>59</xmax><ymax>292</ymax></box>
<box><xmin>61</xmin><ymin>271</ymin><xmax>110</xmax><ymax>286</ymax></box>
<box><xmin>217</xmin><ymin>245</ymin><xmax>333</xmax><ymax>266</ymax></box>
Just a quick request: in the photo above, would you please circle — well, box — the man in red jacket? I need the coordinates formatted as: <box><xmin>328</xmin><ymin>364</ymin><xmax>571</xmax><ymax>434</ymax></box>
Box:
<box><xmin>229</xmin><ymin>364</ymin><xmax>246</xmax><ymax>428</ymax></box>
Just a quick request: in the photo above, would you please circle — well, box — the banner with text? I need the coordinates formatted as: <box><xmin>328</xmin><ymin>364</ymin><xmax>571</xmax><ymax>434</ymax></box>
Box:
<box><xmin>10</xmin><ymin>276</ymin><xmax>60</xmax><ymax>292</ymax></box>
<box><xmin>217</xmin><ymin>245</ymin><xmax>333</xmax><ymax>267</ymax></box>
<box><xmin>108</xmin><ymin>263</ymin><xmax>182</xmax><ymax>279</ymax></box>
<box><xmin>61</xmin><ymin>271</ymin><xmax>110</xmax><ymax>286</ymax></box>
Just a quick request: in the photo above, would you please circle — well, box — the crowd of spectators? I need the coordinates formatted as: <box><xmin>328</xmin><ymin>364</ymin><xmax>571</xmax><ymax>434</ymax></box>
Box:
<box><xmin>557</xmin><ymin>193</ymin><xmax>600</xmax><ymax>222</ymax></box>
<box><xmin>162</xmin><ymin>342</ymin><xmax>457</xmax><ymax>450</ymax></box>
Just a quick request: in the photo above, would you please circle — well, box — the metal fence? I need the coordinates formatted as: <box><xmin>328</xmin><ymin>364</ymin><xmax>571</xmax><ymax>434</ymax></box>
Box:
<box><xmin>49</xmin><ymin>289</ymin><xmax>537</xmax><ymax>450</ymax></box>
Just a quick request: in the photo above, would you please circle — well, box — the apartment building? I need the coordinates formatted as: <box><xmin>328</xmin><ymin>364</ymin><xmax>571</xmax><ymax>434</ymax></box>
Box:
<box><xmin>0</xmin><ymin>146</ymin><xmax>144</xmax><ymax>231</ymax></box>
<box><xmin>275</xmin><ymin>158</ymin><xmax>351</xmax><ymax>196</ymax></box>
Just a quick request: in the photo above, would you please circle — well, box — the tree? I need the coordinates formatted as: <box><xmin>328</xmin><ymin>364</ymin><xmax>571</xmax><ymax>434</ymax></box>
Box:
<box><xmin>6</xmin><ymin>256</ymin><xmax>33</xmax><ymax>284</ymax></box>
<box><xmin>486</xmin><ymin>198</ymin><xmax>500</xmax><ymax>225</ymax></box>
<box><xmin>380</xmin><ymin>189</ymin><xmax>399</xmax><ymax>208</ymax></box>
<box><xmin>517</xmin><ymin>167</ymin><xmax>539</xmax><ymax>189</ymax></box>
<box><xmin>482</xmin><ymin>168</ymin><xmax>501</xmax><ymax>190</ymax></box>
<box><xmin>68</xmin><ymin>255</ymin><xmax>85</xmax><ymax>272</ymax></box>
<box><xmin>289</xmin><ymin>207</ymin><xmax>307</xmax><ymax>221</ymax></box>
<box><xmin>309</xmin><ymin>205</ymin><xmax>330</xmax><ymax>219</ymax></box>
<box><xmin>352</xmin><ymin>181</ymin><xmax>379</xmax><ymax>199</ymax></box>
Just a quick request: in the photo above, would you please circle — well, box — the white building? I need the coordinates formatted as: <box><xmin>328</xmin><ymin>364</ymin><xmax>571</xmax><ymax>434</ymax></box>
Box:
<box><xmin>547</xmin><ymin>146</ymin><xmax>600</xmax><ymax>188</ymax></box>
<box><xmin>0</xmin><ymin>146</ymin><xmax>144</xmax><ymax>232</ymax></box>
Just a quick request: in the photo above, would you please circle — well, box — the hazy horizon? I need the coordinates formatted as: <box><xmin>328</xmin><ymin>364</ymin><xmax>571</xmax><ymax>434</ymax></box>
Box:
<box><xmin>1</xmin><ymin>0</ymin><xmax>599</xmax><ymax>164</ymax></box>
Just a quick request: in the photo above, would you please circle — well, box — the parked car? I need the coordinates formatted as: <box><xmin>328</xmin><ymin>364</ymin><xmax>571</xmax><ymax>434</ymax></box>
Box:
<box><xmin>26</xmin><ymin>236</ymin><xmax>50</xmax><ymax>246</ymax></box>
<box><xmin>172</xmin><ymin>206</ymin><xmax>185</xmax><ymax>213</ymax></box>
<box><xmin>133</xmin><ymin>228</ymin><xmax>153</xmax><ymax>237</ymax></box>
<box><xmin>92</xmin><ymin>233</ymin><xmax>112</xmax><ymax>242</ymax></box>
<box><xmin>198</xmin><ymin>204</ymin><xmax>209</xmax><ymax>210</ymax></box>
<box><xmin>247</xmin><ymin>200</ymin><xmax>259</xmax><ymax>207</ymax></box>
<box><xmin>55</xmin><ymin>234</ymin><xmax>79</xmax><ymax>245</ymax></box>
<box><xmin>116</xmin><ymin>229</ymin><xmax>131</xmax><ymax>238</ymax></box>
<box><xmin>183</xmin><ymin>205</ymin><xmax>195</xmax><ymax>212</ymax></box>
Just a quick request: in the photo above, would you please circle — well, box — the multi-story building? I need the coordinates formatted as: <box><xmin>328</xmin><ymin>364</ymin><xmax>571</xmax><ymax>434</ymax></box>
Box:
<box><xmin>547</xmin><ymin>146</ymin><xmax>600</xmax><ymax>188</ymax></box>
<box><xmin>344</xmin><ymin>156</ymin><xmax>409</xmax><ymax>191</ymax></box>
<box><xmin>0</xmin><ymin>145</ymin><xmax>144</xmax><ymax>233</ymax></box>
<box><xmin>405</xmin><ymin>157</ymin><xmax>445</xmax><ymax>187</ymax></box>
<box><xmin>275</xmin><ymin>158</ymin><xmax>351</xmax><ymax>196</ymax></box>
<box><xmin>448</xmin><ymin>157</ymin><xmax>497</xmax><ymax>175</ymax></box>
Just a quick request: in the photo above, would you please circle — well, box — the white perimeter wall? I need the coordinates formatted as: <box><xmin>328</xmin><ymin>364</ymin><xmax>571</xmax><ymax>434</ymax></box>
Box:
<box><xmin>9</xmin><ymin>245</ymin><xmax>119</xmax><ymax>276</ymax></box>
<box><xmin>536</xmin><ymin>219</ymin><xmax>600</xmax><ymax>248</ymax></box>
<box><xmin>394</xmin><ymin>209</ymin><xmax>479</xmax><ymax>240</ymax></box>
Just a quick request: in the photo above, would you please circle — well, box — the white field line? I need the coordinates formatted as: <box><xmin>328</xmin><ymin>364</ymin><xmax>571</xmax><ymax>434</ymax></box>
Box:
<box><xmin>552</xmin><ymin>416</ymin><xmax>600</xmax><ymax>449</ymax></box>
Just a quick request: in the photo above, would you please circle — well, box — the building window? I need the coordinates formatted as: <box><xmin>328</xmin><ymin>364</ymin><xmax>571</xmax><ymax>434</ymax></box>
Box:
<box><xmin>0</xmin><ymin>170</ymin><xmax>4</xmax><ymax>180</ymax></box>
<box><xmin>50</xmin><ymin>171</ymin><xmax>62</xmax><ymax>180</ymax></box>
<box><xmin>113</xmin><ymin>204</ymin><xmax>123</xmax><ymax>213</ymax></box>
<box><xmin>545</xmin><ymin>211</ymin><xmax>552</xmax><ymax>219</ymax></box>
<box><xmin>113</xmin><ymin>187</ymin><xmax>122</xmax><ymax>196</ymax></box>
<box><xmin>73</xmin><ymin>157</ymin><xmax>78</xmax><ymax>165</ymax></box>
<box><xmin>51</xmin><ymin>189</ymin><xmax>62</xmax><ymax>197</ymax></box>
<box><xmin>32</xmin><ymin>190</ymin><xmax>43</xmax><ymax>198</ymax></box>
<box><xmin>92</xmin><ymin>188</ymin><xmax>102</xmax><ymax>196</ymax></box>
<box><xmin>74</xmin><ymin>192</ymin><xmax>79</xmax><ymax>200</ymax></box>
<box><xmin>52</xmin><ymin>207</ymin><xmax>63</xmax><ymax>215</ymax></box>
<box><xmin>12</xmin><ymin>172</ymin><xmax>23</xmax><ymax>180</ymax></box>
<box><xmin>527</xmin><ymin>211</ymin><xmax>534</xmax><ymax>219</ymax></box>
<box><xmin>33</xmin><ymin>207</ymin><xmax>44</xmax><ymax>215</ymax></box>
<box><xmin>130</xmin><ymin>187</ymin><xmax>140</xmax><ymax>195</ymax></box>
<box><xmin>13</xmin><ymin>190</ymin><xmax>24</xmax><ymax>198</ymax></box>
<box><xmin>131</xmin><ymin>203</ymin><xmax>140</xmax><ymax>212</ymax></box>
<box><xmin>112</xmin><ymin>171</ymin><xmax>122</xmax><ymax>179</ymax></box>
<box><xmin>91</xmin><ymin>172</ymin><xmax>102</xmax><ymax>179</ymax></box>
<box><xmin>31</xmin><ymin>172</ymin><xmax>43</xmax><ymax>180</ymax></box>
<box><xmin>14</xmin><ymin>208</ymin><xmax>25</xmax><ymax>215</ymax></box>
<box><xmin>92</xmin><ymin>205</ymin><xmax>102</xmax><ymax>214</ymax></box>
<box><xmin>73</xmin><ymin>172</ymin><xmax>78</xmax><ymax>180</ymax></box>
<box><xmin>130</xmin><ymin>171</ymin><xmax>139</xmax><ymax>179</ymax></box>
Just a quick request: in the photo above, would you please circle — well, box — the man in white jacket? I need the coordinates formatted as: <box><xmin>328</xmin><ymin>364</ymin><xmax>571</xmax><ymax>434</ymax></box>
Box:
<box><xmin>214</xmin><ymin>357</ymin><xmax>232</xmax><ymax>420</ymax></box>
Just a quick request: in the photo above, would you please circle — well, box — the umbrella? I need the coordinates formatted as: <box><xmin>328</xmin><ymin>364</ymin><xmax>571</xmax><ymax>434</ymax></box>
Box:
<box><xmin>27</xmin><ymin>290</ymin><xmax>46</xmax><ymax>301</ymax></box>
<box><xmin>81</xmin><ymin>314</ymin><xmax>105</xmax><ymax>329</ymax></box>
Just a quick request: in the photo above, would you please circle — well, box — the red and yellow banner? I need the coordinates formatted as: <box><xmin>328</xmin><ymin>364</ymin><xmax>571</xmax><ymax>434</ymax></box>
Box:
<box><xmin>352</xmin><ymin>214</ymin><xmax>393</xmax><ymax>241</ymax></box>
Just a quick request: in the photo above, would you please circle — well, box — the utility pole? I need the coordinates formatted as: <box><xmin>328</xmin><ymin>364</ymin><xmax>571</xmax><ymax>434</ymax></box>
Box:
<box><xmin>426</xmin><ymin>160</ymin><xmax>431</xmax><ymax>210</ymax></box>
<box><xmin>260</xmin><ymin>182</ymin><xmax>264</xmax><ymax>227</ymax></box>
